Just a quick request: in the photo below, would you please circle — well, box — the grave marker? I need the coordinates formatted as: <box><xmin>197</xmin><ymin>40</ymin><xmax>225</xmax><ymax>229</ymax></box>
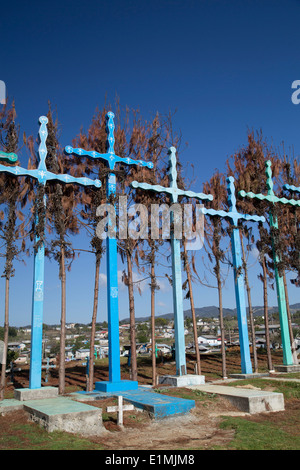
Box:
<box><xmin>0</xmin><ymin>116</ymin><xmax>101</xmax><ymax>389</ymax></box>
<box><xmin>106</xmin><ymin>395</ymin><xmax>134</xmax><ymax>426</ymax></box>
<box><xmin>201</xmin><ymin>176</ymin><xmax>265</xmax><ymax>374</ymax></box>
<box><xmin>132</xmin><ymin>146</ymin><xmax>213</xmax><ymax>376</ymax></box>
<box><xmin>239</xmin><ymin>160</ymin><xmax>300</xmax><ymax>366</ymax></box>
<box><xmin>65</xmin><ymin>112</ymin><xmax>153</xmax><ymax>392</ymax></box>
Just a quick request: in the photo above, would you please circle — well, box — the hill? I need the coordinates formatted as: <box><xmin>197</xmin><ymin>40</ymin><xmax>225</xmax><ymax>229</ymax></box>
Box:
<box><xmin>131</xmin><ymin>303</ymin><xmax>300</xmax><ymax>323</ymax></box>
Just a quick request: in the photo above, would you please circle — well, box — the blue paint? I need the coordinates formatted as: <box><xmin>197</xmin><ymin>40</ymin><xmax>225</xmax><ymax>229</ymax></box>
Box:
<box><xmin>132</xmin><ymin>147</ymin><xmax>214</xmax><ymax>376</ymax></box>
<box><xmin>0</xmin><ymin>116</ymin><xmax>102</xmax><ymax>390</ymax></box>
<box><xmin>201</xmin><ymin>177</ymin><xmax>265</xmax><ymax>374</ymax></box>
<box><xmin>65</xmin><ymin>112</ymin><xmax>153</xmax><ymax>392</ymax></box>
<box><xmin>75</xmin><ymin>386</ymin><xmax>195</xmax><ymax>419</ymax></box>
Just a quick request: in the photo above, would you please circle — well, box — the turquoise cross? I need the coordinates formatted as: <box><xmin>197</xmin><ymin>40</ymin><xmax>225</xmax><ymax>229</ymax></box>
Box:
<box><xmin>239</xmin><ymin>160</ymin><xmax>300</xmax><ymax>366</ymax></box>
<box><xmin>132</xmin><ymin>147</ymin><xmax>213</xmax><ymax>376</ymax></box>
<box><xmin>0</xmin><ymin>116</ymin><xmax>101</xmax><ymax>390</ymax></box>
<box><xmin>201</xmin><ymin>176</ymin><xmax>265</xmax><ymax>374</ymax></box>
<box><xmin>65</xmin><ymin>112</ymin><xmax>152</xmax><ymax>393</ymax></box>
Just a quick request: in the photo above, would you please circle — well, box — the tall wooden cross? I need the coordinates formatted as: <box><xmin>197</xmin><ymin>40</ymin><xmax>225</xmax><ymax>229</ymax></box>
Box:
<box><xmin>201</xmin><ymin>176</ymin><xmax>265</xmax><ymax>374</ymax></box>
<box><xmin>0</xmin><ymin>116</ymin><xmax>101</xmax><ymax>389</ymax></box>
<box><xmin>131</xmin><ymin>146</ymin><xmax>213</xmax><ymax>376</ymax></box>
<box><xmin>239</xmin><ymin>160</ymin><xmax>300</xmax><ymax>366</ymax></box>
<box><xmin>65</xmin><ymin>112</ymin><xmax>153</xmax><ymax>392</ymax></box>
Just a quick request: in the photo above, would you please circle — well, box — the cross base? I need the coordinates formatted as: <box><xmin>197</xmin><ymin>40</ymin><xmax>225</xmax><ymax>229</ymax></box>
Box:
<box><xmin>94</xmin><ymin>380</ymin><xmax>138</xmax><ymax>393</ymax></box>
<box><xmin>158</xmin><ymin>374</ymin><xmax>205</xmax><ymax>387</ymax></box>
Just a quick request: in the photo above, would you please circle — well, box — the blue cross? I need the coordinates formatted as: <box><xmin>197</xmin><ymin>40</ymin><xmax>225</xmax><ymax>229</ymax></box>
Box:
<box><xmin>201</xmin><ymin>176</ymin><xmax>265</xmax><ymax>374</ymax></box>
<box><xmin>239</xmin><ymin>160</ymin><xmax>300</xmax><ymax>366</ymax></box>
<box><xmin>132</xmin><ymin>147</ymin><xmax>213</xmax><ymax>376</ymax></box>
<box><xmin>65</xmin><ymin>112</ymin><xmax>153</xmax><ymax>392</ymax></box>
<box><xmin>0</xmin><ymin>116</ymin><xmax>101</xmax><ymax>390</ymax></box>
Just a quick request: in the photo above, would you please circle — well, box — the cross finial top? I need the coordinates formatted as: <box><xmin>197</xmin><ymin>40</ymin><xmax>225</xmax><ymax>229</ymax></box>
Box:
<box><xmin>106</xmin><ymin>112</ymin><xmax>115</xmax><ymax>155</ymax></box>
<box><xmin>239</xmin><ymin>159</ymin><xmax>300</xmax><ymax>208</ymax></box>
<box><xmin>65</xmin><ymin>111</ymin><xmax>153</xmax><ymax>171</ymax></box>
<box><xmin>227</xmin><ymin>176</ymin><xmax>237</xmax><ymax>213</ymax></box>
<box><xmin>168</xmin><ymin>146</ymin><xmax>178</xmax><ymax>191</ymax></box>
<box><xmin>0</xmin><ymin>115</ymin><xmax>101</xmax><ymax>189</ymax></box>
<box><xmin>201</xmin><ymin>176</ymin><xmax>265</xmax><ymax>226</ymax></box>
<box><xmin>265</xmin><ymin>160</ymin><xmax>275</xmax><ymax>196</ymax></box>
<box><xmin>38</xmin><ymin>115</ymin><xmax>48</xmax><ymax>170</ymax></box>
<box><xmin>131</xmin><ymin>146</ymin><xmax>213</xmax><ymax>204</ymax></box>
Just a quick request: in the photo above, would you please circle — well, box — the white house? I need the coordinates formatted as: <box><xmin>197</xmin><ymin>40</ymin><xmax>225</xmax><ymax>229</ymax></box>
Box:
<box><xmin>75</xmin><ymin>349</ymin><xmax>90</xmax><ymax>360</ymax></box>
<box><xmin>197</xmin><ymin>335</ymin><xmax>221</xmax><ymax>347</ymax></box>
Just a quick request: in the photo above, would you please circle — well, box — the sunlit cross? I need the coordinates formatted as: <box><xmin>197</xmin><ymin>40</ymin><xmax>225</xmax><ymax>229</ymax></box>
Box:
<box><xmin>0</xmin><ymin>116</ymin><xmax>101</xmax><ymax>390</ymax></box>
<box><xmin>239</xmin><ymin>160</ymin><xmax>300</xmax><ymax>366</ymax></box>
<box><xmin>131</xmin><ymin>147</ymin><xmax>213</xmax><ymax>377</ymax></box>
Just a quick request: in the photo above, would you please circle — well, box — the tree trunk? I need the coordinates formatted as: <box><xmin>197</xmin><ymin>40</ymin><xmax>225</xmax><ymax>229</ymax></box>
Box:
<box><xmin>183</xmin><ymin>242</ymin><xmax>201</xmax><ymax>375</ymax></box>
<box><xmin>240</xmin><ymin>232</ymin><xmax>258</xmax><ymax>372</ymax></box>
<box><xmin>150</xmin><ymin>251</ymin><xmax>156</xmax><ymax>386</ymax></box>
<box><xmin>0</xmin><ymin>278</ymin><xmax>10</xmax><ymax>400</ymax></box>
<box><xmin>59</xmin><ymin>246</ymin><xmax>66</xmax><ymax>395</ymax></box>
<box><xmin>283</xmin><ymin>270</ymin><xmax>299</xmax><ymax>365</ymax></box>
<box><xmin>126</xmin><ymin>250</ymin><xmax>138</xmax><ymax>382</ymax></box>
<box><xmin>262</xmin><ymin>256</ymin><xmax>273</xmax><ymax>371</ymax></box>
<box><xmin>216</xmin><ymin>262</ymin><xmax>227</xmax><ymax>379</ymax></box>
<box><xmin>88</xmin><ymin>253</ymin><xmax>101</xmax><ymax>391</ymax></box>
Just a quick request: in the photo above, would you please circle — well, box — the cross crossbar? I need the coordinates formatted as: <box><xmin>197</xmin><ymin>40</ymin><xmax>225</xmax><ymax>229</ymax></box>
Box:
<box><xmin>65</xmin><ymin>112</ymin><xmax>153</xmax><ymax>171</ymax></box>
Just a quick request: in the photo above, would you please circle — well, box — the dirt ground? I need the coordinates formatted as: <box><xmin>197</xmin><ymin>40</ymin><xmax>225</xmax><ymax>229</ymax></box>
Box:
<box><xmin>90</xmin><ymin>394</ymin><xmax>240</xmax><ymax>450</ymax></box>
<box><xmin>1</xmin><ymin>350</ymin><xmax>296</xmax><ymax>450</ymax></box>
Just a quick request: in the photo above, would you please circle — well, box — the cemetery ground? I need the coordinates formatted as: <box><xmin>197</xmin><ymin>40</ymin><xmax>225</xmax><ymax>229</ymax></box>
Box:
<box><xmin>0</xmin><ymin>349</ymin><xmax>299</xmax><ymax>450</ymax></box>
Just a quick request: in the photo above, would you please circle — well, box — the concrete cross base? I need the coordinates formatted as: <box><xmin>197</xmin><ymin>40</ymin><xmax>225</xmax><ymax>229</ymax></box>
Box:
<box><xmin>229</xmin><ymin>373</ymin><xmax>270</xmax><ymax>380</ymax></box>
<box><xmin>158</xmin><ymin>374</ymin><xmax>205</xmax><ymax>387</ymax></box>
<box><xmin>274</xmin><ymin>364</ymin><xmax>300</xmax><ymax>373</ymax></box>
<box><xmin>188</xmin><ymin>384</ymin><xmax>285</xmax><ymax>414</ymax></box>
<box><xmin>23</xmin><ymin>397</ymin><xmax>105</xmax><ymax>436</ymax></box>
<box><xmin>94</xmin><ymin>380</ymin><xmax>139</xmax><ymax>393</ymax></box>
<box><xmin>14</xmin><ymin>386</ymin><xmax>58</xmax><ymax>401</ymax></box>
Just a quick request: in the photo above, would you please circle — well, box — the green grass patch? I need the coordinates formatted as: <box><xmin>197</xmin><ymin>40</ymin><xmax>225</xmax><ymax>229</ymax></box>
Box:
<box><xmin>0</xmin><ymin>421</ymin><xmax>104</xmax><ymax>450</ymax></box>
<box><xmin>218</xmin><ymin>416</ymin><xmax>300</xmax><ymax>450</ymax></box>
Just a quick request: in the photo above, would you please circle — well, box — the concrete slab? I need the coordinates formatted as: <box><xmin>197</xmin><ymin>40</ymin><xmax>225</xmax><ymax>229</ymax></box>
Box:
<box><xmin>158</xmin><ymin>374</ymin><xmax>205</xmax><ymax>387</ymax></box>
<box><xmin>72</xmin><ymin>386</ymin><xmax>195</xmax><ymax>419</ymax></box>
<box><xmin>229</xmin><ymin>373</ymin><xmax>270</xmax><ymax>379</ymax></box>
<box><xmin>0</xmin><ymin>399</ymin><xmax>24</xmax><ymax>415</ymax></box>
<box><xmin>275</xmin><ymin>364</ymin><xmax>300</xmax><ymax>373</ymax></box>
<box><xmin>14</xmin><ymin>386</ymin><xmax>58</xmax><ymax>401</ymax></box>
<box><xmin>188</xmin><ymin>384</ymin><xmax>285</xmax><ymax>414</ymax></box>
<box><xmin>23</xmin><ymin>397</ymin><xmax>105</xmax><ymax>436</ymax></box>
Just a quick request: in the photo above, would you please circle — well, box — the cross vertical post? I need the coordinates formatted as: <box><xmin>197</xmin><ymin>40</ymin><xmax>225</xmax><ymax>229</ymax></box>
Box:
<box><xmin>132</xmin><ymin>147</ymin><xmax>213</xmax><ymax>376</ymax></box>
<box><xmin>0</xmin><ymin>116</ymin><xmax>101</xmax><ymax>390</ymax></box>
<box><xmin>201</xmin><ymin>177</ymin><xmax>265</xmax><ymax>374</ymax></box>
<box><xmin>65</xmin><ymin>112</ymin><xmax>153</xmax><ymax>392</ymax></box>
<box><xmin>239</xmin><ymin>160</ymin><xmax>300</xmax><ymax>366</ymax></box>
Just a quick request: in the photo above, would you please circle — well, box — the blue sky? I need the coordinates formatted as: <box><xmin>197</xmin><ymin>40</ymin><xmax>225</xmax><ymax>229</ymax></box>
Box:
<box><xmin>0</xmin><ymin>0</ymin><xmax>300</xmax><ymax>326</ymax></box>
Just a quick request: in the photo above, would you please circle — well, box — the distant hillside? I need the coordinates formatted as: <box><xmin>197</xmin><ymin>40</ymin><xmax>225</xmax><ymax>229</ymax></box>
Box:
<box><xmin>132</xmin><ymin>303</ymin><xmax>300</xmax><ymax>323</ymax></box>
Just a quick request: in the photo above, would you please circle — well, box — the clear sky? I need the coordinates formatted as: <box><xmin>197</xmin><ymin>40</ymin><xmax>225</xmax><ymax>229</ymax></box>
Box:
<box><xmin>0</xmin><ymin>0</ymin><xmax>299</xmax><ymax>326</ymax></box>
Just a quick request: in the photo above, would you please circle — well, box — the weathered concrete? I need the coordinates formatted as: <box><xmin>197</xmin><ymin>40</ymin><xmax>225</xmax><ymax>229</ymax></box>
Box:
<box><xmin>14</xmin><ymin>386</ymin><xmax>58</xmax><ymax>401</ymax></box>
<box><xmin>0</xmin><ymin>399</ymin><xmax>24</xmax><ymax>415</ymax></box>
<box><xmin>274</xmin><ymin>364</ymin><xmax>300</xmax><ymax>373</ymax></box>
<box><xmin>158</xmin><ymin>374</ymin><xmax>205</xmax><ymax>387</ymax></box>
<box><xmin>23</xmin><ymin>397</ymin><xmax>105</xmax><ymax>436</ymax></box>
<box><xmin>188</xmin><ymin>384</ymin><xmax>285</xmax><ymax>414</ymax></box>
<box><xmin>229</xmin><ymin>373</ymin><xmax>269</xmax><ymax>379</ymax></box>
